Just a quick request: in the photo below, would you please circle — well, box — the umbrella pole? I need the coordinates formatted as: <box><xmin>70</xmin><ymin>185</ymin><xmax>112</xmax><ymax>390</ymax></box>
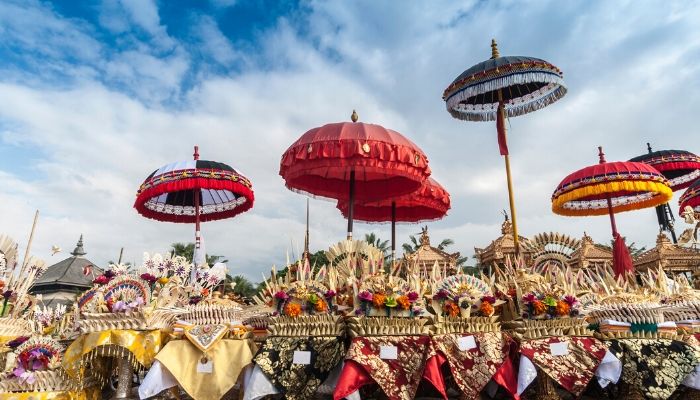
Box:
<box><xmin>497</xmin><ymin>98</ymin><xmax>520</xmax><ymax>255</ymax></box>
<box><xmin>194</xmin><ymin>146</ymin><xmax>202</xmax><ymax>267</ymax></box>
<box><xmin>347</xmin><ymin>170</ymin><xmax>355</xmax><ymax>240</ymax></box>
<box><xmin>606</xmin><ymin>197</ymin><xmax>618</xmax><ymax>236</ymax></box>
<box><xmin>391</xmin><ymin>201</ymin><xmax>396</xmax><ymax>268</ymax></box>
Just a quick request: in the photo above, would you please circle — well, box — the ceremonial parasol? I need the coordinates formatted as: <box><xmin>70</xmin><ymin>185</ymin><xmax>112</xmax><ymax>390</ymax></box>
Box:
<box><xmin>552</xmin><ymin>147</ymin><xmax>672</xmax><ymax>276</ymax></box>
<box><xmin>336</xmin><ymin>177</ymin><xmax>450</xmax><ymax>263</ymax></box>
<box><xmin>134</xmin><ymin>146</ymin><xmax>254</xmax><ymax>266</ymax></box>
<box><xmin>680</xmin><ymin>179</ymin><xmax>700</xmax><ymax>212</ymax></box>
<box><xmin>279</xmin><ymin>111</ymin><xmax>431</xmax><ymax>239</ymax></box>
<box><xmin>629</xmin><ymin>143</ymin><xmax>700</xmax><ymax>242</ymax></box>
<box><xmin>443</xmin><ymin>39</ymin><xmax>567</xmax><ymax>254</ymax></box>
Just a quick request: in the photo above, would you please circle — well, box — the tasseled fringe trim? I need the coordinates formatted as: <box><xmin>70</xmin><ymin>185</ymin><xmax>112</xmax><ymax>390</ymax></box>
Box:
<box><xmin>679</xmin><ymin>183</ymin><xmax>700</xmax><ymax>211</ymax></box>
<box><xmin>552</xmin><ymin>181</ymin><xmax>673</xmax><ymax>216</ymax></box>
<box><xmin>445</xmin><ymin>72</ymin><xmax>566</xmax><ymax>121</ymax></box>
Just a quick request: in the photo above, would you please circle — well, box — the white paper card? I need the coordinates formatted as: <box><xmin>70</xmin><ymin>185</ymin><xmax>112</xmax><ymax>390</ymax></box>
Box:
<box><xmin>458</xmin><ymin>335</ymin><xmax>477</xmax><ymax>351</ymax></box>
<box><xmin>380</xmin><ymin>345</ymin><xmax>398</xmax><ymax>360</ymax></box>
<box><xmin>197</xmin><ymin>359</ymin><xmax>213</xmax><ymax>374</ymax></box>
<box><xmin>293</xmin><ymin>351</ymin><xmax>311</xmax><ymax>365</ymax></box>
<box><xmin>549</xmin><ymin>342</ymin><xmax>569</xmax><ymax>356</ymax></box>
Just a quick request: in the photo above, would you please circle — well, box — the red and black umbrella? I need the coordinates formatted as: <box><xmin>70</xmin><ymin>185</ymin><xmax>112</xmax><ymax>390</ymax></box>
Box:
<box><xmin>443</xmin><ymin>39</ymin><xmax>566</xmax><ymax>254</ymax></box>
<box><xmin>680</xmin><ymin>179</ymin><xmax>700</xmax><ymax>213</ymax></box>
<box><xmin>279</xmin><ymin>111</ymin><xmax>431</xmax><ymax>239</ymax></box>
<box><xmin>134</xmin><ymin>146</ymin><xmax>254</xmax><ymax>265</ymax></box>
<box><xmin>552</xmin><ymin>147</ymin><xmax>672</xmax><ymax>276</ymax></box>
<box><xmin>336</xmin><ymin>177</ymin><xmax>450</xmax><ymax>262</ymax></box>
<box><xmin>629</xmin><ymin>143</ymin><xmax>700</xmax><ymax>242</ymax></box>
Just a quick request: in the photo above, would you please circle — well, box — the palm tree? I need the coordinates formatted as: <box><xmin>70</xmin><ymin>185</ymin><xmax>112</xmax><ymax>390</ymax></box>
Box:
<box><xmin>402</xmin><ymin>234</ymin><xmax>469</xmax><ymax>268</ymax></box>
<box><xmin>402</xmin><ymin>234</ymin><xmax>454</xmax><ymax>253</ymax></box>
<box><xmin>170</xmin><ymin>242</ymin><xmax>228</xmax><ymax>265</ymax></box>
<box><xmin>225</xmin><ymin>275</ymin><xmax>258</xmax><ymax>298</ymax></box>
<box><xmin>364</xmin><ymin>233</ymin><xmax>390</xmax><ymax>257</ymax></box>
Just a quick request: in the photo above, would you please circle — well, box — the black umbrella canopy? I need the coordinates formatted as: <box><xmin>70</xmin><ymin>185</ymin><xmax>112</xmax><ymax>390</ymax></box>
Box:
<box><xmin>443</xmin><ymin>40</ymin><xmax>567</xmax><ymax>122</ymax></box>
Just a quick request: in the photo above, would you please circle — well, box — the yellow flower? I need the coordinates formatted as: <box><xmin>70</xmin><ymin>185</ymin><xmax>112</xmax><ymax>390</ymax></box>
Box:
<box><xmin>157</xmin><ymin>277</ymin><xmax>170</xmax><ymax>285</ymax></box>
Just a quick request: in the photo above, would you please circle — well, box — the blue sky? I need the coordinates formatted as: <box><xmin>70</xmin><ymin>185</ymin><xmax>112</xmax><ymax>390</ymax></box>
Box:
<box><xmin>1</xmin><ymin>0</ymin><xmax>699</xmax><ymax>280</ymax></box>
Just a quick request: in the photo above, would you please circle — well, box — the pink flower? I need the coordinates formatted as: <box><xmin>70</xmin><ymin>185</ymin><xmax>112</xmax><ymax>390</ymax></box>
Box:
<box><xmin>564</xmin><ymin>295</ymin><xmax>578</xmax><ymax>306</ymax></box>
<box><xmin>481</xmin><ymin>295</ymin><xmax>496</xmax><ymax>304</ymax></box>
<box><xmin>274</xmin><ymin>291</ymin><xmax>290</xmax><ymax>301</ymax></box>
<box><xmin>324</xmin><ymin>290</ymin><xmax>336</xmax><ymax>299</ymax></box>
<box><xmin>140</xmin><ymin>273</ymin><xmax>157</xmax><ymax>283</ymax></box>
<box><xmin>522</xmin><ymin>293</ymin><xmax>537</xmax><ymax>304</ymax></box>
<box><xmin>358</xmin><ymin>291</ymin><xmax>373</xmax><ymax>302</ymax></box>
<box><xmin>407</xmin><ymin>291</ymin><xmax>419</xmax><ymax>302</ymax></box>
<box><xmin>93</xmin><ymin>275</ymin><xmax>109</xmax><ymax>285</ymax></box>
<box><xmin>434</xmin><ymin>289</ymin><xmax>449</xmax><ymax>300</ymax></box>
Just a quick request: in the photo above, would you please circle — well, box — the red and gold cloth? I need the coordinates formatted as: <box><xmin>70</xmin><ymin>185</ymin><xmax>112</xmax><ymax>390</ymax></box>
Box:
<box><xmin>334</xmin><ymin>336</ymin><xmax>431</xmax><ymax>400</ymax></box>
<box><xmin>519</xmin><ymin>336</ymin><xmax>608</xmax><ymax>396</ymax></box>
<box><xmin>422</xmin><ymin>332</ymin><xmax>517</xmax><ymax>400</ymax></box>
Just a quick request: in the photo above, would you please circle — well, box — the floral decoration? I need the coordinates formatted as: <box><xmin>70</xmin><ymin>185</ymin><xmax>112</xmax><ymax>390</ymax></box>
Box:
<box><xmin>521</xmin><ymin>292</ymin><xmax>579</xmax><ymax>319</ymax></box>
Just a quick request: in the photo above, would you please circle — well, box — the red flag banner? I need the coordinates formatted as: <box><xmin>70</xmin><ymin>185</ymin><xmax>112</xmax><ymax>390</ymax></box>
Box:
<box><xmin>496</xmin><ymin>104</ymin><xmax>509</xmax><ymax>155</ymax></box>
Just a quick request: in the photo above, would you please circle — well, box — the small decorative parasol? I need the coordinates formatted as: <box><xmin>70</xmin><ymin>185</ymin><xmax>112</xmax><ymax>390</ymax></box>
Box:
<box><xmin>443</xmin><ymin>39</ymin><xmax>567</xmax><ymax>254</ymax></box>
<box><xmin>629</xmin><ymin>143</ymin><xmax>700</xmax><ymax>242</ymax></box>
<box><xmin>336</xmin><ymin>177</ymin><xmax>450</xmax><ymax>263</ymax></box>
<box><xmin>134</xmin><ymin>146</ymin><xmax>254</xmax><ymax>267</ymax></box>
<box><xmin>552</xmin><ymin>147</ymin><xmax>673</xmax><ymax>276</ymax></box>
<box><xmin>679</xmin><ymin>178</ymin><xmax>700</xmax><ymax>212</ymax></box>
<box><xmin>280</xmin><ymin>111</ymin><xmax>431</xmax><ymax>239</ymax></box>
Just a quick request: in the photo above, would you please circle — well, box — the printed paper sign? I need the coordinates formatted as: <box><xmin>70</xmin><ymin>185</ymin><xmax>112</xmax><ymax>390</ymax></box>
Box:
<box><xmin>458</xmin><ymin>335</ymin><xmax>477</xmax><ymax>351</ymax></box>
<box><xmin>549</xmin><ymin>342</ymin><xmax>569</xmax><ymax>356</ymax></box>
<box><xmin>380</xmin><ymin>345</ymin><xmax>398</xmax><ymax>360</ymax></box>
<box><xmin>197</xmin><ymin>359</ymin><xmax>213</xmax><ymax>374</ymax></box>
<box><xmin>292</xmin><ymin>351</ymin><xmax>311</xmax><ymax>365</ymax></box>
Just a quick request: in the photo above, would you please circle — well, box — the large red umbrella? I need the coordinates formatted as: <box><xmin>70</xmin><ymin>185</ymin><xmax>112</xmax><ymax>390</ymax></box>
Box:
<box><xmin>552</xmin><ymin>147</ymin><xmax>672</xmax><ymax>276</ymax></box>
<box><xmin>135</xmin><ymin>146</ymin><xmax>254</xmax><ymax>266</ymax></box>
<box><xmin>336</xmin><ymin>177</ymin><xmax>450</xmax><ymax>262</ymax></box>
<box><xmin>443</xmin><ymin>39</ymin><xmax>566</xmax><ymax>254</ymax></box>
<box><xmin>280</xmin><ymin>111</ymin><xmax>431</xmax><ymax>239</ymax></box>
<box><xmin>629</xmin><ymin>143</ymin><xmax>700</xmax><ymax>242</ymax></box>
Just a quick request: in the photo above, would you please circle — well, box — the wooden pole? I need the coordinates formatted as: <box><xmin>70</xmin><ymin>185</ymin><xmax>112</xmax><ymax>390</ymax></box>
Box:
<box><xmin>347</xmin><ymin>170</ymin><xmax>355</xmax><ymax>240</ymax></box>
<box><xmin>117</xmin><ymin>247</ymin><xmax>124</xmax><ymax>264</ymax></box>
<box><xmin>497</xmin><ymin>93</ymin><xmax>520</xmax><ymax>255</ymax></box>
<box><xmin>391</xmin><ymin>201</ymin><xmax>396</xmax><ymax>268</ymax></box>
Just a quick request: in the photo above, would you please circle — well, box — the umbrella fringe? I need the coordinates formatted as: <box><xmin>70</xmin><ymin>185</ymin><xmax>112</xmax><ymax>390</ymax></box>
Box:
<box><xmin>446</xmin><ymin>72</ymin><xmax>566</xmax><ymax>121</ymax></box>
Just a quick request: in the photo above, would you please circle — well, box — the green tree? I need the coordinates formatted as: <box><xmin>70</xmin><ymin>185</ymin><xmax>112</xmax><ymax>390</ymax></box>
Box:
<box><xmin>170</xmin><ymin>242</ymin><xmax>228</xmax><ymax>265</ymax></box>
<box><xmin>401</xmin><ymin>234</ymin><xmax>468</xmax><ymax>267</ymax></box>
<box><xmin>225</xmin><ymin>275</ymin><xmax>258</xmax><ymax>298</ymax></box>
<box><xmin>364</xmin><ymin>233</ymin><xmax>390</xmax><ymax>262</ymax></box>
<box><xmin>600</xmin><ymin>237</ymin><xmax>648</xmax><ymax>258</ymax></box>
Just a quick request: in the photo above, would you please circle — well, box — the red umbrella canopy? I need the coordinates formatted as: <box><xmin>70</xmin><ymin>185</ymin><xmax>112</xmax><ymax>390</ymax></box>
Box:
<box><xmin>552</xmin><ymin>160</ymin><xmax>672</xmax><ymax>217</ymax></box>
<box><xmin>679</xmin><ymin>178</ymin><xmax>700</xmax><ymax>212</ymax></box>
<box><xmin>279</xmin><ymin>114</ymin><xmax>431</xmax><ymax>202</ymax></box>
<box><xmin>336</xmin><ymin>178</ymin><xmax>450</xmax><ymax>223</ymax></box>
<box><xmin>134</xmin><ymin>158</ymin><xmax>254</xmax><ymax>223</ymax></box>
<box><xmin>629</xmin><ymin>146</ymin><xmax>700</xmax><ymax>191</ymax></box>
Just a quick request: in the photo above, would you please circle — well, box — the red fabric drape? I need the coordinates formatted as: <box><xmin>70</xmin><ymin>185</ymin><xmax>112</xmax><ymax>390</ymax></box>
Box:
<box><xmin>333</xmin><ymin>360</ymin><xmax>376</xmax><ymax>400</ymax></box>
<box><xmin>612</xmin><ymin>233</ymin><xmax>634</xmax><ymax>277</ymax></box>
<box><xmin>422</xmin><ymin>352</ymin><xmax>448</xmax><ymax>400</ymax></box>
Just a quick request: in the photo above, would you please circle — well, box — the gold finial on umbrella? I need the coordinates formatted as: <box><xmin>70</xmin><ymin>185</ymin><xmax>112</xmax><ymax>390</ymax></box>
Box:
<box><xmin>490</xmin><ymin>38</ymin><xmax>499</xmax><ymax>59</ymax></box>
<box><xmin>351</xmin><ymin>109</ymin><xmax>359</xmax><ymax>122</ymax></box>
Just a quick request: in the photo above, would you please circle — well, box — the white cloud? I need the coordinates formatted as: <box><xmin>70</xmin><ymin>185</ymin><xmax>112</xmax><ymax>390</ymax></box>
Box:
<box><xmin>1</xmin><ymin>0</ymin><xmax>700</xmax><ymax>279</ymax></box>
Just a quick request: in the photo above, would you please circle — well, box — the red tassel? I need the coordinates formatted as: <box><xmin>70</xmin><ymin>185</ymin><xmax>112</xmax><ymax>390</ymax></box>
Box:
<box><xmin>497</xmin><ymin>104</ymin><xmax>509</xmax><ymax>156</ymax></box>
<box><xmin>612</xmin><ymin>234</ymin><xmax>634</xmax><ymax>277</ymax></box>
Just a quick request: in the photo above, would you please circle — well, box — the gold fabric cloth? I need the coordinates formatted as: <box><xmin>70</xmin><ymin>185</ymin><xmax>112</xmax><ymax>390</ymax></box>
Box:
<box><xmin>0</xmin><ymin>386</ymin><xmax>100</xmax><ymax>400</ymax></box>
<box><xmin>62</xmin><ymin>330</ymin><xmax>164</xmax><ymax>377</ymax></box>
<box><xmin>156</xmin><ymin>339</ymin><xmax>254</xmax><ymax>400</ymax></box>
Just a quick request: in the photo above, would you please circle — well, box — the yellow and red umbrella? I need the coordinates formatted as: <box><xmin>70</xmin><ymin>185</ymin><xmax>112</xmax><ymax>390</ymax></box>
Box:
<box><xmin>552</xmin><ymin>147</ymin><xmax>672</xmax><ymax>276</ymax></box>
